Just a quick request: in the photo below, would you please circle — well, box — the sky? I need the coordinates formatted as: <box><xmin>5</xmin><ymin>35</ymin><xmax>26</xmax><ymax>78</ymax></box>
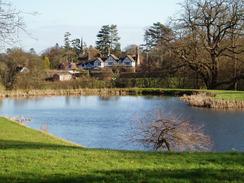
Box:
<box><xmin>10</xmin><ymin>0</ymin><xmax>183</xmax><ymax>53</ymax></box>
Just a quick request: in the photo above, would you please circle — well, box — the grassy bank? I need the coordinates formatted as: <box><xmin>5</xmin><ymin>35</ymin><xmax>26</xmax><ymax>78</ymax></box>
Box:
<box><xmin>181</xmin><ymin>91</ymin><xmax>244</xmax><ymax>109</ymax></box>
<box><xmin>0</xmin><ymin>88</ymin><xmax>243</xmax><ymax>98</ymax></box>
<box><xmin>0</xmin><ymin>117</ymin><xmax>244</xmax><ymax>183</ymax></box>
<box><xmin>210</xmin><ymin>90</ymin><xmax>244</xmax><ymax>101</ymax></box>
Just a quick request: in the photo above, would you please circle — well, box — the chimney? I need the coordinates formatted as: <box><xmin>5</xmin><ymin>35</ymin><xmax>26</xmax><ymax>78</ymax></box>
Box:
<box><xmin>87</xmin><ymin>49</ymin><xmax>91</xmax><ymax>60</ymax></box>
<box><xmin>136</xmin><ymin>46</ymin><xmax>141</xmax><ymax>66</ymax></box>
<box><xmin>108</xmin><ymin>47</ymin><xmax>111</xmax><ymax>56</ymax></box>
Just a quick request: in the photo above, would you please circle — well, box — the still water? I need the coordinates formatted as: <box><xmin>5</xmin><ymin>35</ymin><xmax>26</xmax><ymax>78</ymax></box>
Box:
<box><xmin>1</xmin><ymin>96</ymin><xmax>244</xmax><ymax>152</ymax></box>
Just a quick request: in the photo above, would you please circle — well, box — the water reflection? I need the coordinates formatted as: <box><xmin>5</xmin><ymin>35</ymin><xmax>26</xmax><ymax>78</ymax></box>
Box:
<box><xmin>98</xmin><ymin>96</ymin><xmax>120</xmax><ymax>101</ymax></box>
<box><xmin>0</xmin><ymin>96</ymin><xmax>244</xmax><ymax>152</ymax></box>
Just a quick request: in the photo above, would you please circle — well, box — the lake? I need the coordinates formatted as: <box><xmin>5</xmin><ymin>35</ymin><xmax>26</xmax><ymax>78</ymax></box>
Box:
<box><xmin>1</xmin><ymin>96</ymin><xmax>244</xmax><ymax>152</ymax></box>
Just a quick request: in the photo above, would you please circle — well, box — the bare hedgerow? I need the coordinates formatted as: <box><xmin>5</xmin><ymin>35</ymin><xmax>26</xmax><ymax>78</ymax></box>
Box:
<box><xmin>129</xmin><ymin>111</ymin><xmax>212</xmax><ymax>152</ymax></box>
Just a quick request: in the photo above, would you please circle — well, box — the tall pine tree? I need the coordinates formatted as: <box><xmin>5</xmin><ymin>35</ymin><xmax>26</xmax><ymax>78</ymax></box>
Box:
<box><xmin>64</xmin><ymin>32</ymin><xmax>71</xmax><ymax>50</ymax></box>
<box><xmin>144</xmin><ymin>22</ymin><xmax>173</xmax><ymax>51</ymax></box>
<box><xmin>96</xmin><ymin>25</ymin><xmax>120</xmax><ymax>56</ymax></box>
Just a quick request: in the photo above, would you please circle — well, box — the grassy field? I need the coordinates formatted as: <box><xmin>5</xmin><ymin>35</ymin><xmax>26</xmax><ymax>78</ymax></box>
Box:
<box><xmin>126</xmin><ymin>88</ymin><xmax>244</xmax><ymax>101</ymax></box>
<box><xmin>0</xmin><ymin>117</ymin><xmax>244</xmax><ymax>183</ymax></box>
<box><xmin>210</xmin><ymin>90</ymin><xmax>244</xmax><ymax>101</ymax></box>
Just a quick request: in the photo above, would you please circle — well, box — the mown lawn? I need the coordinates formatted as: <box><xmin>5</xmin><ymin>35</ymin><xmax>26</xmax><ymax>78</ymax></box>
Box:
<box><xmin>210</xmin><ymin>91</ymin><xmax>244</xmax><ymax>101</ymax></box>
<box><xmin>0</xmin><ymin>117</ymin><xmax>244</xmax><ymax>183</ymax></box>
<box><xmin>125</xmin><ymin>88</ymin><xmax>244</xmax><ymax>101</ymax></box>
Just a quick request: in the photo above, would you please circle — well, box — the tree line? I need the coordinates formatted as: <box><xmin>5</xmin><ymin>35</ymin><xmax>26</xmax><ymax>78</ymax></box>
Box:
<box><xmin>0</xmin><ymin>0</ymin><xmax>243</xmax><ymax>90</ymax></box>
<box><xmin>142</xmin><ymin>0</ymin><xmax>244</xmax><ymax>90</ymax></box>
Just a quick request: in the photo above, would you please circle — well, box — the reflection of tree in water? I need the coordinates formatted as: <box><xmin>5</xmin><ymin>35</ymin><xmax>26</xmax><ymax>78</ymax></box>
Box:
<box><xmin>98</xmin><ymin>96</ymin><xmax>120</xmax><ymax>101</ymax></box>
<box><xmin>13</xmin><ymin>97</ymin><xmax>43</xmax><ymax>107</ymax></box>
<box><xmin>65</xmin><ymin>96</ymin><xmax>82</xmax><ymax>106</ymax></box>
<box><xmin>13</xmin><ymin>98</ymin><xmax>29</xmax><ymax>107</ymax></box>
<box><xmin>65</xmin><ymin>96</ymin><xmax>71</xmax><ymax>106</ymax></box>
<box><xmin>97</xmin><ymin>96</ymin><xmax>121</xmax><ymax>107</ymax></box>
<box><xmin>143</xmin><ymin>96</ymin><xmax>172</xmax><ymax>100</ymax></box>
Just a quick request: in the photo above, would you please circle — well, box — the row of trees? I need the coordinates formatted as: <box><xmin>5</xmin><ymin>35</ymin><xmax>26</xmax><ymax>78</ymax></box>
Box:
<box><xmin>142</xmin><ymin>0</ymin><xmax>244</xmax><ymax>89</ymax></box>
<box><xmin>42</xmin><ymin>25</ymin><xmax>122</xmax><ymax>69</ymax></box>
<box><xmin>0</xmin><ymin>0</ymin><xmax>243</xmax><ymax>90</ymax></box>
<box><xmin>0</xmin><ymin>1</ymin><xmax>42</xmax><ymax>89</ymax></box>
<box><xmin>61</xmin><ymin>25</ymin><xmax>121</xmax><ymax>61</ymax></box>
<box><xmin>0</xmin><ymin>48</ymin><xmax>49</xmax><ymax>89</ymax></box>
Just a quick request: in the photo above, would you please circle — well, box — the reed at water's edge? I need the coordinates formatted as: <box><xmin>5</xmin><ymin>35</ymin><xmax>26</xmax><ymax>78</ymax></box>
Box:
<box><xmin>181</xmin><ymin>93</ymin><xmax>244</xmax><ymax>109</ymax></box>
<box><xmin>0</xmin><ymin>89</ymin><xmax>132</xmax><ymax>98</ymax></box>
<box><xmin>0</xmin><ymin>88</ymin><xmax>195</xmax><ymax>98</ymax></box>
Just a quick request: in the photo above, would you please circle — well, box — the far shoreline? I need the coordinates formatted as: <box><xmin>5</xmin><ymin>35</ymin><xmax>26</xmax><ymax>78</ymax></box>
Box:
<box><xmin>1</xmin><ymin>88</ymin><xmax>244</xmax><ymax>110</ymax></box>
<box><xmin>0</xmin><ymin>88</ymin><xmax>196</xmax><ymax>98</ymax></box>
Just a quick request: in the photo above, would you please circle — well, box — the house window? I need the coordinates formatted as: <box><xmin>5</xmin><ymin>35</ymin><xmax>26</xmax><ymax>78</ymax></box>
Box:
<box><xmin>125</xmin><ymin>62</ymin><xmax>131</xmax><ymax>65</ymax></box>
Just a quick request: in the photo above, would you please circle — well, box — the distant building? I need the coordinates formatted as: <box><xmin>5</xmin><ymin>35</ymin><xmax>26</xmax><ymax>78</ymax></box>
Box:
<box><xmin>120</xmin><ymin>55</ymin><xmax>136</xmax><ymax>67</ymax></box>
<box><xmin>104</xmin><ymin>54</ymin><xmax>120</xmax><ymax>67</ymax></box>
<box><xmin>77</xmin><ymin>58</ymin><xmax>104</xmax><ymax>69</ymax></box>
<box><xmin>58</xmin><ymin>62</ymin><xmax>78</xmax><ymax>70</ymax></box>
<box><xmin>53</xmin><ymin>72</ymin><xmax>73</xmax><ymax>81</ymax></box>
<box><xmin>16</xmin><ymin>66</ymin><xmax>30</xmax><ymax>73</ymax></box>
<box><xmin>78</xmin><ymin>54</ymin><xmax>140</xmax><ymax>70</ymax></box>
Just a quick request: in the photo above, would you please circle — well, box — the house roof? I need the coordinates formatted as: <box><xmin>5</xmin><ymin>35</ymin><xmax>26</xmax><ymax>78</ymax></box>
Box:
<box><xmin>78</xmin><ymin>57</ymin><xmax>104</xmax><ymax>66</ymax></box>
<box><xmin>53</xmin><ymin>72</ymin><xmax>72</xmax><ymax>76</ymax></box>
<box><xmin>78</xmin><ymin>54</ymin><xmax>137</xmax><ymax>66</ymax></box>
<box><xmin>123</xmin><ymin>55</ymin><xmax>135</xmax><ymax>62</ymax></box>
<box><xmin>108</xmin><ymin>54</ymin><xmax>119</xmax><ymax>61</ymax></box>
<box><xmin>96</xmin><ymin>58</ymin><xmax>104</xmax><ymax>63</ymax></box>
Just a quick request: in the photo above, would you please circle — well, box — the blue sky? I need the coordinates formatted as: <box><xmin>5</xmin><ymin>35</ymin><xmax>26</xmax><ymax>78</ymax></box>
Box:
<box><xmin>11</xmin><ymin>0</ymin><xmax>183</xmax><ymax>53</ymax></box>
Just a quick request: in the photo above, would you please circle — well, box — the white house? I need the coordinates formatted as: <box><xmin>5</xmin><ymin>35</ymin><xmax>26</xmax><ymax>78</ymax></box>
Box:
<box><xmin>120</xmin><ymin>55</ymin><xmax>136</xmax><ymax>67</ymax></box>
<box><xmin>94</xmin><ymin>58</ymin><xmax>105</xmax><ymax>68</ymax></box>
<box><xmin>16</xmin><ymin>66</ymin><xmax>30</xmax><ymax>73</ymax></box>
<box><xmin>104</xmin><ymin>54</ymin><xmax>119</xmax><ymax>67</ymax></box>
<box><xmin>53</xmin><ymin>72</ymin><xmax>72</xmax><ymax>81</ymax></box>
<box><xmin>76</xmin><ymin>47</ymin><xmax>141</xmax><ymax>69</ymax></box>
<box><xmin>78</xmin><ymin>58</ymin><xmax>104</xmax><ymax>69</ymax></box>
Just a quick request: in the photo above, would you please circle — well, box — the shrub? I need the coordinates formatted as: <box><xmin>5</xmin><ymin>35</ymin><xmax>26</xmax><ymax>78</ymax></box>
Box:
<box><xmin>129</xmin><ymin>111</ymin><xmax>212</xmax><ymax>152</ymax></box>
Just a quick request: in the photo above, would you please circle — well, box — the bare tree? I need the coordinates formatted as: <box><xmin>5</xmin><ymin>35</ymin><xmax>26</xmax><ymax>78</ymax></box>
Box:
<box><xmin>0</xmin><ymin>0</ymin><xmax>25</xmax><ymax>47</ymax></box>
<box><xmin>130</xmin><ymin>112</ymin><xmax>212</xmax><ymax>152</ymax></box>
<box><xmin>174</xmin><ymin>0</ymin><xmax>244</xmax><ymax>89</ymax></box>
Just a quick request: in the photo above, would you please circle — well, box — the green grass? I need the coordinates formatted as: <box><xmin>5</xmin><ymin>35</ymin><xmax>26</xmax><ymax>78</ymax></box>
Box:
<box><xmin>1</xmin><ymin>117</ymin><xmax>244</xmax><ymax>183</ymax></box>
<box><xmin>126</xmin><ymin>88</ymin><xmax>244</xmax><ymax>101</ymax></box>
<box><xmin>209</xmin><ymin>90</ymin><xmax>244</xmax><ymax>101</ymax></box>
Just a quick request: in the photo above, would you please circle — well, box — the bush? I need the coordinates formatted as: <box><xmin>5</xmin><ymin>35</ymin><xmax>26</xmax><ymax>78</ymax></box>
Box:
<box><xmin>13</xmin><ymin>76</ymin><xmax>113</xmax><ymax>90</ymax></box>
<box><xmin>0</xmin><ymin>82</ymin><xmax>5</xmax><ymax>90</ymax></box>
<box><xmin>130</xmin><ymin>111</ymin><xmax>212</xmax><ymax>152</ymax></box>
